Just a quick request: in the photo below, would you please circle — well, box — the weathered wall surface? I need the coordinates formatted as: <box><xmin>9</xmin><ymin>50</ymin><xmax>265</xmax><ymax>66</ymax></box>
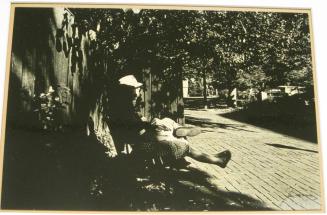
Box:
<box><xmin>9</xmin><ymin>8</ymin><xmax>75</xmax><ymax>126</ymax></box>
<box><xmin>7</xmin><ymin>7</ymin><xmax>116</xmax><ymax>154</ymax></box>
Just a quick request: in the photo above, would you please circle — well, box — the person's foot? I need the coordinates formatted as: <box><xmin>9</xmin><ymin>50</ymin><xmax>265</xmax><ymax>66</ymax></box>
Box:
<box><xmin>215</xmin><ymin>150</ymin><xmax>231</xmax><ymax>168</ymax></box>
<box><xmin>175</xmin><ymin>127</ymin><xmax>201</xmax><ymax>137</ymax></box>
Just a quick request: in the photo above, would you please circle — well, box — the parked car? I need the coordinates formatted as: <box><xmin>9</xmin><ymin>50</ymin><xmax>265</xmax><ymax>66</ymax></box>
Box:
<box><xmin>267</xmin><ymin>89</ymin><xmax>287</xmax><ymax>102</ymax></box>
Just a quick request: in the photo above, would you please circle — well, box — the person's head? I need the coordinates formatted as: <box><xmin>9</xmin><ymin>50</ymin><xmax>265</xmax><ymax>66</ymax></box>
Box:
<box><xmin>118</xmin><ymin>75</ymin><xmax>143</xmax><ymax>105</ymax></box>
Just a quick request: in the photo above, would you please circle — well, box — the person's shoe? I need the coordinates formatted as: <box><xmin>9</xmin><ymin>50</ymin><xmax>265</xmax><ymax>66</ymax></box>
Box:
<box><xmin>175</xmin><ymin>127</ymin><xmax>201</xmax><ymax>137</ymax></box>
<box><xmin>215</xmin><ymin>150</ymin><xmax>231</xmax><ymax>168</ymax></box>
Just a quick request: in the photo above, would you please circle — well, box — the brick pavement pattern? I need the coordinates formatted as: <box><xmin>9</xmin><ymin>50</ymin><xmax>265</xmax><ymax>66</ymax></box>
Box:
<box><xmin>184</xmin><ymin>109</ymin><xmax>323</xmax><ymax>211</ymax></box>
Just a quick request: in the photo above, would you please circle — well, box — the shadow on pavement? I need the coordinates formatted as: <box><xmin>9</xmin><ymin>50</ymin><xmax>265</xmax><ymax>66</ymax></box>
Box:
<box><xmin>219</xmin><ymin>97</ymin><xmax>318</xmax><ymax>143</ymax></box>
<box><xmin>1</xmin><ymin>127</ymin><xmax>270</xmax><ymax>211</ymax></box>
<box><xmin>185</xmin><ymin>116</ymin><xmax>256</xmax><ymax>133</ymax></box>
<box><xmin>162</xmin><ymin>166</ymin><xmax>271</xmax><ymax>211</ymax></box>
<box><xmin>265</xmin><ymin>143</ymin><xmax>318</xmax><ymax>153</ymax></box>
<box><xmin>89</xmin><ymin>161</ymin><xmax>271</xmax><ymax>211</ymax></box>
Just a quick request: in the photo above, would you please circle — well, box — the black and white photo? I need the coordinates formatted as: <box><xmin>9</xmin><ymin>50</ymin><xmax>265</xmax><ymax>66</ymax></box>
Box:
<box><xmin>0</xmin><ymin>3</ymin><xmax>323</xmax><ymax>212</ymax></box>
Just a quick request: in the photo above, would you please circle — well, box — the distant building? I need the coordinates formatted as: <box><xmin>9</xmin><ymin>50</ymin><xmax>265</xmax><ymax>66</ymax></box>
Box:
<box><xmin>264</xmin><ymin>86</ymin><xmax>305</xmax><ymax>101</ymax></box>
<box><xmin>278</xmin><ymin>86</ymin><xmax>305</xmax><ymax>96</ymax></box>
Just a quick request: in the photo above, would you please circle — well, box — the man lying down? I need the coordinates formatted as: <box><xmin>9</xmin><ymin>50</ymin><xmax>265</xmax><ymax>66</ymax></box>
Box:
<box><xmin>109</xmin><ymin>74</ymin><xmax>231</xmax><ymax>169</ymax></box>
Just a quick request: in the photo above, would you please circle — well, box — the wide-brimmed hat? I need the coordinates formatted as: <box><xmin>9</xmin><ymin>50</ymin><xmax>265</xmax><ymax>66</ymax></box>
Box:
<box><xmin>119</xmin><ymin>75</ymin><xmax>143</xmax><ymax>88</ymax></box>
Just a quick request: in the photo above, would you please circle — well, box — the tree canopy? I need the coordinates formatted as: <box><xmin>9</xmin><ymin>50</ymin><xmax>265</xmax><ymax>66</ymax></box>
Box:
<box><xmin>72</xmin><ymin>8</ymin><xmax>313</xmax><ymax>93</ymax></box>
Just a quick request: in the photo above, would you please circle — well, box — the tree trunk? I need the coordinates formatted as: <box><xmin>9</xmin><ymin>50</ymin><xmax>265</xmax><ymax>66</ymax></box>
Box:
<box><xmin>203</xmin><ymin>69</ymin><xmax>208</xmax><ymax>109</ymax></box>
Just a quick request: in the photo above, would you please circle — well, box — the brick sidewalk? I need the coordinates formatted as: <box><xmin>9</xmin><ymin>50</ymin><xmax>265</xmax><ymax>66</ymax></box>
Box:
<box><xmin>184</xmin><ymin>109</ymin><xmax>323</xmax><ymax>211</ymax></box>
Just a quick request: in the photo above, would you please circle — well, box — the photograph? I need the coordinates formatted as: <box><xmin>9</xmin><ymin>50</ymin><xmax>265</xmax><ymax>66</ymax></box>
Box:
<box><xmin>0</xmin><ymin>3</ymin><xmax>323</xmax><ymax>212</ymax></box>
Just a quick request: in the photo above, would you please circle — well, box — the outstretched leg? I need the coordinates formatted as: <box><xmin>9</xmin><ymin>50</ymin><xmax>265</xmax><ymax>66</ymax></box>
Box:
<box><xmin>175</xmin><ymin>126</ymin><xmax>202</xmax><ymax>137</ymax></box>
<box><xmin>187</xmin><ymin>146</ymin><xmax>231</xmax><ymax>168</ymax></box>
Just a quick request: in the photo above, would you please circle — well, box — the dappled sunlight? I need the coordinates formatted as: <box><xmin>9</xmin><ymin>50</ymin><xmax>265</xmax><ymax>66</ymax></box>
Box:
<box><xmin>2</xmin><ymin>5</ymin><xmax>320</xmax><ymax>212</ymax></box>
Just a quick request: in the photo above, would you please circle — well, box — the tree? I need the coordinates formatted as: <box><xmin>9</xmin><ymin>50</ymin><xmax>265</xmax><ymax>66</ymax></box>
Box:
<box><xmin>71</xmin><ymin>8</ymin><xmax>313</xmax><ymax>107</ymax></box>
